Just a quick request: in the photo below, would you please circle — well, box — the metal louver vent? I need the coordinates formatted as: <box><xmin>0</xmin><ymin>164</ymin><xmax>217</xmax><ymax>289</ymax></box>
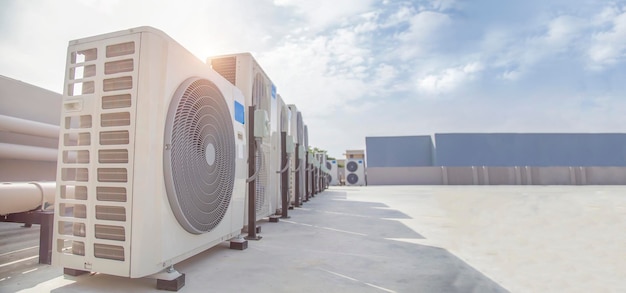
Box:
<box><xmin>211</xmin><ymin>57</ymin><xmax>237</xmax><ymax>85</ymax></box>
<box><xmin>296</xmin><ymin>113</ymin><xmax>303</xmax><ymax>144</ymax></box>
<box><xmin>255</xmin><ymin>148</ymin><xmax>267</xmax><ymax>215</ymax></box>
<box><xmin>164</xmin><ymin>78</ymin><xmax>236</xmax><ymax>234</ymax></box>
<box><xmin>346</xmin><ymin>161</ymin><xmax>358</xmax><ymax>172</ymax></box>
<box><xmin>347</xmin><ymin>173</ymin><xmax>359</xmax><ymax>184</ymax></box>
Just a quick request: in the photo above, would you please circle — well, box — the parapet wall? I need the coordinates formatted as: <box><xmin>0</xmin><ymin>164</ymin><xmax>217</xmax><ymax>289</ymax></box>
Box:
<box><xmin>367</xmin><ymin>166</ymin><xmax>626</xmax><ymax>185</ymax></box>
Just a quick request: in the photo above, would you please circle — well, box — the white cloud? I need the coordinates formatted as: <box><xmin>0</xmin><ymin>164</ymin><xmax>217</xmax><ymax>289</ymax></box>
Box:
<box><xmin>500</xmin><ymin>69</ymin><xmax>522</xmax><ymax>81</ymax></box>
<box><xmin>272</xmin><ymin>0</ymin><xmax>376</xmax><ymax>32</ymax></box>
<box><xmin>416</xmin><ymin>62</ymin><xmax>484</xmax><ymax>95</ymax></box>
<box><xmin>588</xmin><ymin>8</ymin><xmax>626</xmax><ymax>69</ymax></box>
<box><xmin>395</xmin><ymin>10</ymin><xmax>452</xmax><ymax>60</ymax></box>
<box><xmin>542</xmin><ymin>15</ymin><xmax>586</xmax><ymax>51</ymax></box>
<box><xmin>380</xmin><ymin>4</ymin><xmax>415</xmax><ymax>28</ymax></box>
<box><xmin>431</xmin><ymin>0</ymin><xmax>459</xmax><ymax>11</ymax></box>
<box><xmin>259</xmin><ymin>32</ymin><xmax>371</xmax><ymax>118</ymax></box>
<box><xmin>397</xmin><ymin>11</ymin><xmax>451</xmax><ymax>42</ymax></box>
<box><xmin>483</xmin><ymin>14</ymin><xmax>588</xmax><ymax>80</ymax></box>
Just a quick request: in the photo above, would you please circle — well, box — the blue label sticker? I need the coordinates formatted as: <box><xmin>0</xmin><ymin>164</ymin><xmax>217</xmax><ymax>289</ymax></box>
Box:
<box><xmin>271</xmin><ymin>84</ymin><xmax>277</xmax><ymax>99</ymax></box>
<box><xmin>235</xmin><ymin>101</ymin><xmax>245</xmax><ymax>124</ymax></box>
<box><xmin>358</xmin><ymin>160</ymin><xmax>363</xmax><ymax>164</ymax></box>
<box><xmin>332</xmin><ymin>160</ymin><xmax>336</xmax><ymax>163</ymax></box>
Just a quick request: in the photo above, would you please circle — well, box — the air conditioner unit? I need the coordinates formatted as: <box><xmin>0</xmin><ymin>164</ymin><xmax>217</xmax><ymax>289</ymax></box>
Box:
<box><xmin>271</xmin><ymin>95</ymin><xmax>289</xmax><ymax>213</ymax></box>
<box><xmin>303</xmin><ymin>125</ymin><xmax>311</xmax><ymax>196</ymax></box>
<box><xmin>286</xmin><ymin>105</ymin><xmax>300</xmax><ymax>205</ymax></box>
<box><xmin>328</xmin><ymin>160</ymin><xmax>339</xmax><ymax>186</ymax></box>
<box><xmin>345</xmin><ymin>159</ymin><xmax>365</xmax><ymax>186</ymax></box>
<box><xmin>296</xmin><ymin>112</ymin><xmax>306</xmax><ymax>200</ymax></box>
<box><xmin>208</xmin><ymin>53</ymin><xmax>276</xmax><ymax>221</ymax></box>
<box><xmin>52</xmin><ymin>27</ymin><xmax>247</xmax><ymax>278</ymax></box>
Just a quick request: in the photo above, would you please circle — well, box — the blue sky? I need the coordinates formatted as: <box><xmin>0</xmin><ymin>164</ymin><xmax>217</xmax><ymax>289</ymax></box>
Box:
<box><xmin>1</xmin><ymin>0</ymin><xmax>625</xmax><ymax>158</ymax></box>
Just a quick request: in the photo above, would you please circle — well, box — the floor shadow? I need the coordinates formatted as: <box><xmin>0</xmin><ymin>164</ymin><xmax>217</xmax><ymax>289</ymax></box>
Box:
<box><xmin>5</xmin><ymin>189</ymin><xmax>509</xmax><ymax>292</ymax></box>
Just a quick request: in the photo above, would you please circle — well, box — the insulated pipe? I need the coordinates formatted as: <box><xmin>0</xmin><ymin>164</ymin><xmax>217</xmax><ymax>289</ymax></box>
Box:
<box><xmin>0</xmin><ymin>182</ymin><xmax>58</xmax><ymax>215</ymax></box>
<box><xmin>0</xmin><ymin>114</ymin><xmax>59</xmax><ymax>139</ymax></box>
<box><xmin>0</xmin><ymin>143</ymin><xmax>58</xmax><ymax>161</ymax></box>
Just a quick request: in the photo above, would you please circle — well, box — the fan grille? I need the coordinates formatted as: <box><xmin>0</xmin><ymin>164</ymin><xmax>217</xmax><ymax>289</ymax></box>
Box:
<box><xmin>326</xmin><ymin>162</ymin><xmax>332</xmax><ymax>170</ymax></box>
<box><xmin>347</xmin><ymin>173</ymin><xmax>359</xmax><ymax>184</ymax></box>
<box><xmin>346</xmin><ymin>161</ymin><xmax>358</xmax><ymax>172</ymax></box>
<box><xmin>164</xmin><ymin>78</ymin><xmax>235</xmax><ymax>234</ymax></box>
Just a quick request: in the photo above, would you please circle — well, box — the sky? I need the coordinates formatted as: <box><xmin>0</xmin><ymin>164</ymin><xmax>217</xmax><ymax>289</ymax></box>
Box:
<box><xmin>1</xmin><ymin>0</ymin><xmax>626</xmax><ymax>159</ymax></box>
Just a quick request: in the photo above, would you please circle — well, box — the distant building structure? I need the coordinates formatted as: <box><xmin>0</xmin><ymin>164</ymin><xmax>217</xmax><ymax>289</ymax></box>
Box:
<box><xmin>435</xmin><ymin>133</ymin><xmax>626</xmax><ymax>167</ymax></box>
<box><xmin>365</xmin><ymin>134</ymin><xmax>626</xmax><ymax>185</ymax></box>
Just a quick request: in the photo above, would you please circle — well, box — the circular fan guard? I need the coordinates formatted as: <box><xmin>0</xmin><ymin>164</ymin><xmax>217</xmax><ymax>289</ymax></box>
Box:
<box><xmin>347</xmin><ymin>173</ymin><xmax>359</xmax><ymax>184</ymax></box>
<box><xmin>346</xmin><ymin>161</ymin><xmax>358</xmax><ymax>172</ymax></box>
<box><xmin>326</xmin><ymin>162</ymin><xmax>332</xmax><ymax>170</ymax></box>
<box><xmin>164</xmin><ymin>78</ymin><xmax>235</xmax><ymax>234</ymax></box>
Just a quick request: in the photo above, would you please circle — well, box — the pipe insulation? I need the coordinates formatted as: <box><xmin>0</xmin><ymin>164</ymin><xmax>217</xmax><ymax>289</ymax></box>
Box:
<box><xmin>0</xmin><ymin>143</ymin><xmax>58</xmax><ymax>161</ymax></box>
<box><xmin>0</xmin><ymin>114</ymin><xmax>60</xmax><ymax>139</ymax></box>
<box><xmin>0</xmin><ymin>182</ymin><xmax>60</xmax><ymax>215</ymax></box>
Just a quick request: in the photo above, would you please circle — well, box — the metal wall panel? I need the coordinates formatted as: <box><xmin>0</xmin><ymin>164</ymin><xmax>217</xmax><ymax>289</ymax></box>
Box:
<box><xmin>435</xmin><ymin>133</ymin><xmax>626</xmax><ymax>167</ymax></box>
<box><xmin>365</xmin><ymin>136</ymin><xmax>434</xmax><ymax>167</ymax></box>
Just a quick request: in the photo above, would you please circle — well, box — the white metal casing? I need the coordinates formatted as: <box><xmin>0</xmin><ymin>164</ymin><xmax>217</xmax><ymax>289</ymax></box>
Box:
<box><xmin>270</xmin><ymin>95</ymin><xmax>287</xmax><ymax>214</ymax></box>
<box><xmin>53</xmin><ymin>27</ymin><xmax>247</xmax><ymax>278</ymax></box>
<box><xmin>207</xmin><ymin>53</ymin><xmax>277</xmax><ymax>221</ymax></box>
<box><xmin>327</xmin><ymin>160</ymin><xmax>339</xmax><ymax>186</ymax></box>
<box><xmin>286</xmin><ymin>105</ymin><xmax>299</xmax><ymax>204</ymax></box>
<box><xmin>253</xmin><ymin>109</ymin><xmax>270</xmax><ymax>138</ymax></box>
<box><xmin>345</xmin><ymin>158</ymin><xmax>366</xmax><ymax>186</ymax></box>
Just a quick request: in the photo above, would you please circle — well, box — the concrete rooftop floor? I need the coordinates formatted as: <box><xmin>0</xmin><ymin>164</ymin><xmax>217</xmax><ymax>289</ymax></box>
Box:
<box><xmin>1</xmin><ymin>185</ymin><xmax>625</xmax><ymax>292</ymax></box>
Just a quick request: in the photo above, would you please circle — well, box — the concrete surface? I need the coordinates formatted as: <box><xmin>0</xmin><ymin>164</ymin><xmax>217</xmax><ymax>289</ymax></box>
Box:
<box><xmin>1</xmin><ymin>186</ymin><xmax>625</xmax><ymax>292</ymax></box>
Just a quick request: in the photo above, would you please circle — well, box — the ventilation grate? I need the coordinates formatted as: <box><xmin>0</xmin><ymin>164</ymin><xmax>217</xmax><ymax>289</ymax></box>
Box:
<box><xmin>95</xmin><ymin>205</ymin><xmax>126</xmax><ymax>221</ymax></box>
<box><xmin>255</xmin><ymin>148</ymin><xmax>268</xmax><ymax>216</ymax></box>
<box><xmin>98</xmin><ymin>149</ymin><xmax>129</xmax><ymax>164</ymax></box>
<box><xmin>164</xmin><ymin>78</ymin><xmax>236</xmax><ymax>234</ymax></box>
<box><xmin>210</xmin><ymin>57</ymin><xmax>236</xmax><ymax>85</ymax></box>
<box><xmin>57</xmin><ymin>40</ymin><xmax>136</xmax><ymax>266</ymax></box>
<box><xmin>101</xmin><ymin>112</ymin><xmax>130</xmax><ymax>127</ymax></box>
<box><xmin>94</xmin><ymin>243</ymin><xmax>124</xmax><ymax>261</ymax></box>
<box><xmin>96</xmin><ymin>186</ymin><xmax>127</xmax><ymax>202</ymax></box>
<box><xmin>99</xmin><ymin>130</ymin><xmax>129</xmax><ymax>145</ymax></box>
<box><xmin>102</xmin><ymin>94</ymin><xmax>131</xmax><ymax>109</ymax></box>
<box><xmin>95</xmin><ymin>224</ymin><xmax>125</xmax><ymax>241</ymax></box>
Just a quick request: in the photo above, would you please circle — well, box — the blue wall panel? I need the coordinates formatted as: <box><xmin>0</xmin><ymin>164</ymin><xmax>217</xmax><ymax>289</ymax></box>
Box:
<box><xmin>434</xmin><ymin>133</ymin><xmax>626</xmax><ymax>167</ymax></box>
<box><xmin>365</xmin><ymin>136</ymin><xmax>434</xmax><ymax>167</ymax></box>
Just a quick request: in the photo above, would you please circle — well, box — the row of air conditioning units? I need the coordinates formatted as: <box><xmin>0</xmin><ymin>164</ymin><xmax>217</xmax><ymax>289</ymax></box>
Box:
<box><xmin>52</xmin><ymin>26</ymin><xmax>332</xmax><ymax>289</ymax></box>
<box><xmin>324</xmin><ymin>150</ymin><xmax>367</xmax><ymax>187</ymax></box>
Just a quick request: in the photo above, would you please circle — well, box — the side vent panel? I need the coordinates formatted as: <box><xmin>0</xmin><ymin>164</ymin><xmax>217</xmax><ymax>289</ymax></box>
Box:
<box><xmin>210</xmin><ymin>57</ymin><xmax>237</xmax><ymax>86</ymax></box>
<box><xmin>55</xmin><ymin>35</ymin><xmax>138</xmax><ymax>275</ymax></box>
